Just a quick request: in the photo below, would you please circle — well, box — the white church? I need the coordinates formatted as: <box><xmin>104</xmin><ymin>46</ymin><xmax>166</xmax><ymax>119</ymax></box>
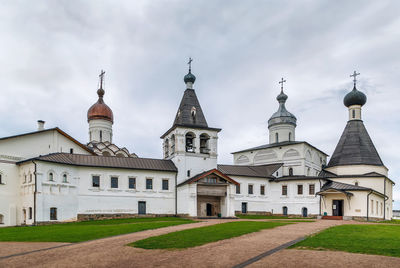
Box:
<box><xmin>0</xmin><ymin>66</ymin><xmax>394</xmax><ymax>226</ymax></box>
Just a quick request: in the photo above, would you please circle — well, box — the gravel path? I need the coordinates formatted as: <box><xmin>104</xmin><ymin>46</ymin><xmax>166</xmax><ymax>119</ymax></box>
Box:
<box><xmin>0</xmin><ymin>219</ymin><xmax>398</xmax><ymax>268</ymax></box>
<box><xmin>0</xmin><ymin>242</ymin><xmax>69</xmax><ymax>258</ymax></box>
<box><xmin>249</xmin><ymin>249</ymin><xmax>400</xmax><ymax>267</ymax></box>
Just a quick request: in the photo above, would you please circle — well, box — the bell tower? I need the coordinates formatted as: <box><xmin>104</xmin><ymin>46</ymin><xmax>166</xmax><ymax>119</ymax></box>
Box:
<box><xmin>161</xmin><ymin>59</ymin><xmax>221</xmax><ymax>184</ymax></box>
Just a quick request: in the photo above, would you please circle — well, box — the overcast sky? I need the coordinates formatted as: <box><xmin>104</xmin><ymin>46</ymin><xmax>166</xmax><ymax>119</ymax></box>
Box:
<box><xmin>1</xmin><ymin>0</ymin><xmax>399</xmax><ymax>209</ymax></box>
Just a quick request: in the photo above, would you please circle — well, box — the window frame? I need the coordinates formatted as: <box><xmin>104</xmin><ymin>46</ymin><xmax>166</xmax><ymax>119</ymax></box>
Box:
<box><xmin>128</xmin><ymin>177</ymin><xmax>136</xmax><ymax>189</ymax></box>
<box><xmin>236</xmin><ymin>184</ymin><xmax>241</xmax><ymax>194</ymax></box>
<box><xmin>146</xmin><ymin>178</ymin><xmax>153</xmax><ymax>190</ymax></box>
<box><xmin>297</xmin><ymin>184</ymin><xmax>303</xmax><ymax>195</ymax></box>
<box><xmin>92</xmin><ymin>175</ymin><xmax>100</xmax><ymax>188</ymax></box>
<box><xmin>260</xmin><ymin>185</ymin><xmax>265</xmax><ymax>195</ymax></box>
<box><xmin>282</xmin><ymin>185</ymin><xmax>288</xmax><ymax>196</ymax></box>
<box><xmin>50</xmin><ymin>207</ymin><xmax>57</xmax><ymax>221</ymax></box>
<box><xmin>162</xmin><ymin>179</ymin><xmax>169</xmax><ymax>191</ymax></box>
<box><xmin>29</xmin><ymin>207</ymin><xmax>33</xmax><ymax>220</ymax></box>
<box><xmin>248</xmin><ymin>184</ymin><xmax>253</xmax><ymax>195</ymax></box>
<box><xmin>110</xmin><ymin>176</ymin><xmax>119</xmax><ymax>189</ymax></box>
<box><xmin>309</xmin><ymin>184</ymin><xmax>315</xmax><ymax>195</ymax></box>
<box><xmin>0</xmin><ymin>173</ymin><xmax>2</xmax><ymax>184</ymax></box>
<box><xmin>62</xmin><ymin>173</ymin><xmax>68</xmax><ymax>183</ymax></box>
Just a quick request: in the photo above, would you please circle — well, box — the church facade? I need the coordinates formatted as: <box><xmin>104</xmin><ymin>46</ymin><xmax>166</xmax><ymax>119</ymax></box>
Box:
<box><xmin>0</xmin><ymin>68</ymin><xmax>394</xmax><ymax>226</ymax></box>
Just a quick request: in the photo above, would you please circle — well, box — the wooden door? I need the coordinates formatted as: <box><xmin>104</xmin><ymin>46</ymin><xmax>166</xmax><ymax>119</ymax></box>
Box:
<box><xmin>138</xmin><ymin>201</ymin><xmax>146</xmax><ymax>215</ymax></box>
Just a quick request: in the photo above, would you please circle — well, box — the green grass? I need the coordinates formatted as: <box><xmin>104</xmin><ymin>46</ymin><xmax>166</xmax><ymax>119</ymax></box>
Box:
<box><xmin>0</xmin><ymin>217</ymin><xmax>194</xmax><ymax>243</ymax></box>
<box><xmin>236</xmin><ymin>215</ymin><xmax>311</xmax><ymax>220</ymax></box>
<box><xmin>291</xmin><ymin>224</ymin><xmax>400</xmax><ymax>258</ymax></box>
<box><xmin>131</xmin><ymin>221</ymin><xmax>290</xmax><ymax>249</ymax></box>
<box><xmin>376</xmin><ymin>219</ymin><xmax>400</xmax><ymax>224</ymax></box>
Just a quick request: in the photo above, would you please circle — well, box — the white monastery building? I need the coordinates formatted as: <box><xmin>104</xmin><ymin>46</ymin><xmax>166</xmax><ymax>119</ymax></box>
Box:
<box><xmin>0</xmin><ymin>66</ymin><xmax>394</xmax><ymax>226</ymax></box>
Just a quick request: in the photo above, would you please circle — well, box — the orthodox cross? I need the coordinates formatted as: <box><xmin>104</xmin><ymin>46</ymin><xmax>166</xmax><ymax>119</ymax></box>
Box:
<box><xmin>99</xmin><ymin>70</ymin><xmax>105</xmax><ymax>89</ymax></box>
<box><xmin>350</xmin><ymin>71</ymin><xmax>360</xmax><ymax>86</ymax></box>
<box><xmin>279</xmin><ymin>77</ymin><xmax>286</xmax><ymax>92</ymax></box>
<box><xmin>187</xmin><ymin>57</ymin><xmax>193</xmax><ymax>72</ymax></box>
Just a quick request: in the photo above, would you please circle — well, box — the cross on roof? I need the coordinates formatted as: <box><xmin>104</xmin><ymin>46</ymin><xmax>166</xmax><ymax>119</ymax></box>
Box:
<box><xmin>350</xmin><ymin>71</ymin><xmax>360</xmax><ymax>86</ymax></box>
<box><xmin>187</xmin><ymin>57</ymin><xmax>193</xmax><ymax>72</ymax></box>
<box><xmin>279</xmin><ymin>77</ymin><xmax>286</xmax><ymax>92</ymax></box>
<box><xmin>99</xmin><ymin>70</ymin><xmax>105</xmax><ymax>89</ymax></box>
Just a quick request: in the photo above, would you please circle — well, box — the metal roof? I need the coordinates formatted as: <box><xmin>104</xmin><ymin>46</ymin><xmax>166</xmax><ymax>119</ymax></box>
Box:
<box><xmin>271</xmin><ymin>176</ymin><xmax>323</xmax><ymax>182</ymax></box>
<box><xmin>18</xmin><ymin>153</ymin><xmax>177</xmax><ymax>172</ymax></box>
<box><xmin>232</xmin><ymin>141</ymin><xmax>328</xmax><ymax>156</ymax></box>
<box><xmin>320</xmin><ymin>180</ymin><xmax>371</xmax><ymax>192</ymax></box>
<box><xmin>217</xmin><ymin>163</ymin><xmax>282</xmax><ymax>178</ymax></box>
<box><xmin>177</xmin><ymin>168</ymin><xmax>239</xmax><ymax>187</ymax></box>
<box><xmin>327</xmin><ymin>120</ymin><xmax>384</xmax><ymax>167</ymax></box>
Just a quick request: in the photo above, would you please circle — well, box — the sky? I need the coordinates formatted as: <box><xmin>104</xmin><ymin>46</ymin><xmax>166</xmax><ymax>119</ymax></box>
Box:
<box><xmin>0</xmin><ymin>0</ymin><xmax>399</xmax><ymax>209</ymax></box>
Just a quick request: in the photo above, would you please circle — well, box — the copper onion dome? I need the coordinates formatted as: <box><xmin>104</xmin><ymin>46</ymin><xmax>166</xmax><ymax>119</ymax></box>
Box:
<box><xmin>87</xmin><ymin>71</ymin><xmax>114</xmax><ymax>123</ymax></box>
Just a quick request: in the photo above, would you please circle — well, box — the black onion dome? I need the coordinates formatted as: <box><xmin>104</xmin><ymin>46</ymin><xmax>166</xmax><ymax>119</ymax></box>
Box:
<box><xmin>184</xmin><ymin>71</ymin><xmax>196</xmax><ymax>84</ymax></box>
<box><xmin>343</xmin><ymin>86</ymin><xmax>367</xmax><ymax>107</ymax></box>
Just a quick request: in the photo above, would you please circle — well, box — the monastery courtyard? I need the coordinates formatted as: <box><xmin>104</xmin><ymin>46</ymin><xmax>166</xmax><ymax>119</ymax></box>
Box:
<box><xmin>0</xmin><ymin>218</ymin><xmax>399</xmax><ymax>268</ymax></box>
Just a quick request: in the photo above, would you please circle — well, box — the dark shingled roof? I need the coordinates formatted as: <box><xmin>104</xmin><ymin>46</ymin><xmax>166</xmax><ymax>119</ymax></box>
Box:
<box><xmin>327</xmin><ymin>120</ymin><xmax>384</xmax><ymax>167</ymax></box>
<box><xmin>160</xmin><ymin>88</ymin><xmax>221</xmax><ymax>138</ymax></box>
<box><xmin>177</xmin><ymin>168</ymin><xmax>239</xmax><ymax>187</ymax></box>
<box><xmin>320</xmin><ymin>180</ymin><xmax>371</xmax><ymax>192</ymax></box>
<box><xmin>173</xmin><ymin>88</ymin><xmax>208</xmax><ymax>128</ymax></box>
<box><xmin>232</xmin><ymin>141</ymin><xmax>328</xmax><ymax>156</ymax></box>
<box><xmin>272</xmin><ymin>176</ymin><xmax>323</xmax><ymax>182</ymax></box>
<box><xmin>18</xmin><ymin>153</ymin><xmax>177</xmax><ymax>172</ymax></box>
<box><xmin>217</xmin><ymin>163</ymin><xmax>282</xmax><ymax>178</ymax></box>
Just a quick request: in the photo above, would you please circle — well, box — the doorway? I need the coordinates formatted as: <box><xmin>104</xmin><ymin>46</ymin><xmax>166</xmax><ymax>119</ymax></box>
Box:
<box><xmin>241</xmin><ymin>202</ymin><xmax>247</xmax><ymax>214</ymax></box>
<box><xmin>332</xmin><ymin>200</ymin><xmax>343</xmax><ymax>216</ymax></box>
<box><xmin>302</xmin><ymin>207</ymin><xmax>308</xmax><ymax>217</ymax></box>
<box><xmin>138</xmin><ymin>201</ymin><xmax>146</xmax><ymax>215</ymax></box>
<box><xmin>23</xmin><ymin>209</ymin><xmax>26</xmax><ymax>224</ymax></box>
<box><xmin>206</xmin><ymin>203</ymin><xmax>213</xmax><ymax>216</ymax></box>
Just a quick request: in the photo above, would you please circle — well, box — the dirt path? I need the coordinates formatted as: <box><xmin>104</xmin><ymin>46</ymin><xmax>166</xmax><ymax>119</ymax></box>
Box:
<box><xmin>249</xmin><ymin>249</ymin><xmax>400</xmax><ymax>267</ymax></box>
<box><xmin>0</xmin><ymin>219</ymin><xmax>344</xmax><ymax>268</ymax></box>
<box><xmin>0</xmin><ymin>242</ymin><xmax>70</xmax><ymax>258</ymax></box>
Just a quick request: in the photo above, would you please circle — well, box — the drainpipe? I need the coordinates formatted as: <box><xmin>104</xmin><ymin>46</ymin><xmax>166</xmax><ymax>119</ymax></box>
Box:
<box><xmin>383</xmin><ymin>178</ymin><xmax>386</xmax><ymax>220</ymax></box>
<box><xmin>174</xmin><ymin>173</ymin><xmax>178</xmax><ymax>216</ymax></box>
<box><xmin>33</xmin><ymin>160</ymin><xmax>37</xmax><ymax>225</ymax></box>
<box><xmin>367</xmin><ymin>190</ymin><xmax>373</xmax><ymax>221</ymax></box>
<box><xmin>318</xmin><ymin>179</ymin><xmax>322</xmax><ymax>216</ymax></box>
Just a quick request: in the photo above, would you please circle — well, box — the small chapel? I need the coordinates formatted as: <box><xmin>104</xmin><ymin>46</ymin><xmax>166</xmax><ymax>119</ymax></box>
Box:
<box><xmin>0</xmin><ymin>64</ymin><xmax>394</xmax><ymax>226</ymax></box>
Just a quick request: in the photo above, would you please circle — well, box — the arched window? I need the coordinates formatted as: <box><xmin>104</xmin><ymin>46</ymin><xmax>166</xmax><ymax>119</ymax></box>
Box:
<box><xmin>289</xmin><ymin>132</ymin><xmax>292</xmax><ymax>141</ymax></box>
<box><xmin>49</xmin><ymin>172</ymin><xmax>54</xmax><ymax>181</ymax></box>
<box><xmin>164</xmin><ymin>138</ymin><xmax>169</xmax><ymax>158</ymax></box>
<box><xmin>191</xmin><ymin>107</ymin><xmax>196</xmax><ymax>122</ymax></box>
<box><xmin>355</xmin><ymin>181</ymin><xmax>359</xmax><ymax>186</ymax></box>
<box><xmin>0</xmin><ymin>173</ymin><xmax>2</xmax><ymax>184</ymax></box>
<box><xmin>185</xmin><ymin>132</ymin><xmax>195</xmax><ymax>153</ymax></box>
<box><xmin>282</xmin><ymin>206</ymin><xmax>288</xmax><ymax>216</ymax></box>
<box><xmin>200</xmin><ymin>133</ymin><xmax>210</xmax><ymax>154</ymax></box>
<box><xmin>352</xmin><ymin>109</ymin><xmax>355</xmax><ymax>119</ymax></box>
<box><xmin>0</xmin><ymin>214</ymin><xmax>3</xmax><ymax>224</ymax></box>
<box><xmin>29</xmin><ymin>173</ymin><xmax>33</xmax><ymax>182</ymax></box>
<box><xmin>62</xmin><ymin>173</ymin><xmax>68</xmax><ymax>183</ymax></box>
<box><xmin>171</xmin><ymin>134</ymin><xmax>175</xmax><ymax>154</ymax></box>
<box><xmin>275</xmin><ymin>133</ymin><xmax>279</xmax><ymax>143</ymax></box>
<box><xmin>100</xmin><ymin>130</ymin><xmax>103</xmax><ymax>142</ymax></box>
<box><xmin>307</xmin><ymin>168</ymin><xmax>311</xmax><ymax>176</ymax></box>
<box><xmin>289</xmin><ymin>168</ymin><xmax>293</xmax><ymax>176</ymax></box>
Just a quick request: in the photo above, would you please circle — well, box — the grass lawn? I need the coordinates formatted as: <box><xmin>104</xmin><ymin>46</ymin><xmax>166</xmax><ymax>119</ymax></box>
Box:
<box><xmin>131</xmin><ymin>221</ymin><xmax>290</xmax><ymax>249</ymax></box>
<box><xmin>0</xmin><ymin>217</ymin><xmax>194</xmax><ymax>243</ymax></box>
<box><xmin>236</xmin><ymin>215</ymin><xmax>311</xmax><ymax>220</ymax></box>
<box><xmin>376</xmin><ymin>219</ymin><xmax>400</xmax><ymax>224</ymax></box>
<box><xmin>291</xmin><ymin>224</ymin><xmax>400</xmax><ymax>258</ymax></box>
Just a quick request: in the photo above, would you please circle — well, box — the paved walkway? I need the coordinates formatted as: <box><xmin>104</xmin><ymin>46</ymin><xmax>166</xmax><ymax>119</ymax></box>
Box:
<box><xmin>0</xmin><ymin>220</ymin><xmax>398</xmax><ymax>267</ymax></box>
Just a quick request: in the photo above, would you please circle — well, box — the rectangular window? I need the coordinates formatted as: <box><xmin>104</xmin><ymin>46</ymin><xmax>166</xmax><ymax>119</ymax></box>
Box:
<box><xmin>111</xmin><ymin>177</ymin><xmax>118</xmax><ymax>188</ymax></box>
<box><xmin>50</xmin><ymin>207</ymin><xmax>57</xmax><ymax>220</ymax></box>
<box><xmin>309</xmin><ymin>184</ymin><xmax>315</xmax><ymax>195</ymax></box>
<box><xmin>129</xmin><ymin>177</ymin><xmax>136</xmax><ymax>189</ymax></box>
<box><xmin>297</xmin><ymin>184</ymin><xmax>303</xmax><ymax>195</ymax></box>
<box><xmin>146</xmin><ymin>178</ymin><xmax>153</xmax><ymax>190</ymax></box>
<box><xmin>92</xmin><ymin>176</ymin><xmax>100</xmax><ymax>187</ymax></box>
<box><xmin>371</xmin><ymin>200</ymin><xmax>374</xmax><ymax>214</ymax></box>
<box><xmin>162</xmin><ymin>179</ymin><xmax>169</xmax><ymax>190</ymax></box>
<box><xmin>29</xmin><ymin>207</ymin><xmax>32</xmax><ymax>220</ymax></box>
<box><xmin>282</xmin><ymin>185</ymin><xmax>287</xmax><ymax>196</ymax></box>
<box><xmin>248</xmin><ymin>184</ymin><xmax>253</xmax><ymax>195</ymax></box>
<box><xmin>206</xmin><ymin>177</ymin><xmax>217</xmax><ymax>184</ymax></box>
<box><xmin>29</xmin><ymin>174</ymin><xmax>32</xmax><ymax>182</ymax></box>
<box><xmin>260</xmin><ymin>185</ymin><xmax>265</xmax><ymax>195</ymax></box>
<box><xmin>0</xmin><ymin>174</ymin><xmax>2</xmax><ymax>184</ymax></box>
<box><xmin>236</xmin><ymin>184</ymin><xmax>240</xmax><ymax>194</ymax></box>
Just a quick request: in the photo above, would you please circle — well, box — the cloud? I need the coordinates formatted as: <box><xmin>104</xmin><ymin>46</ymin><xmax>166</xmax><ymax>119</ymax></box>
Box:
<box><xmin>0</xmin><ymin>0</ymin><xmax>399</xmax><ymax>208</ymax></box>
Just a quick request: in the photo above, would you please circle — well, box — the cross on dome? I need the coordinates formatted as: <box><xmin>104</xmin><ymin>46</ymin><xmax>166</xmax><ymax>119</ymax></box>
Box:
<box><xmin>279</xmin><ymin>77</ymin><xmax>286</xmax><ymax>92</ymax></box>
<box><xmin>350</xmin><ymin>71</ymin><xmax>360</xmax><ymax>86</ymax></box>
<box><xmin>187</xmin><ymin>57</ymin><xmax>193</xmax><ymax>73</ymax></box>
<box><xmin>99</xmin><ymin>70</ymin><xmax>105</xmax><ymax>89</ymax></box>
